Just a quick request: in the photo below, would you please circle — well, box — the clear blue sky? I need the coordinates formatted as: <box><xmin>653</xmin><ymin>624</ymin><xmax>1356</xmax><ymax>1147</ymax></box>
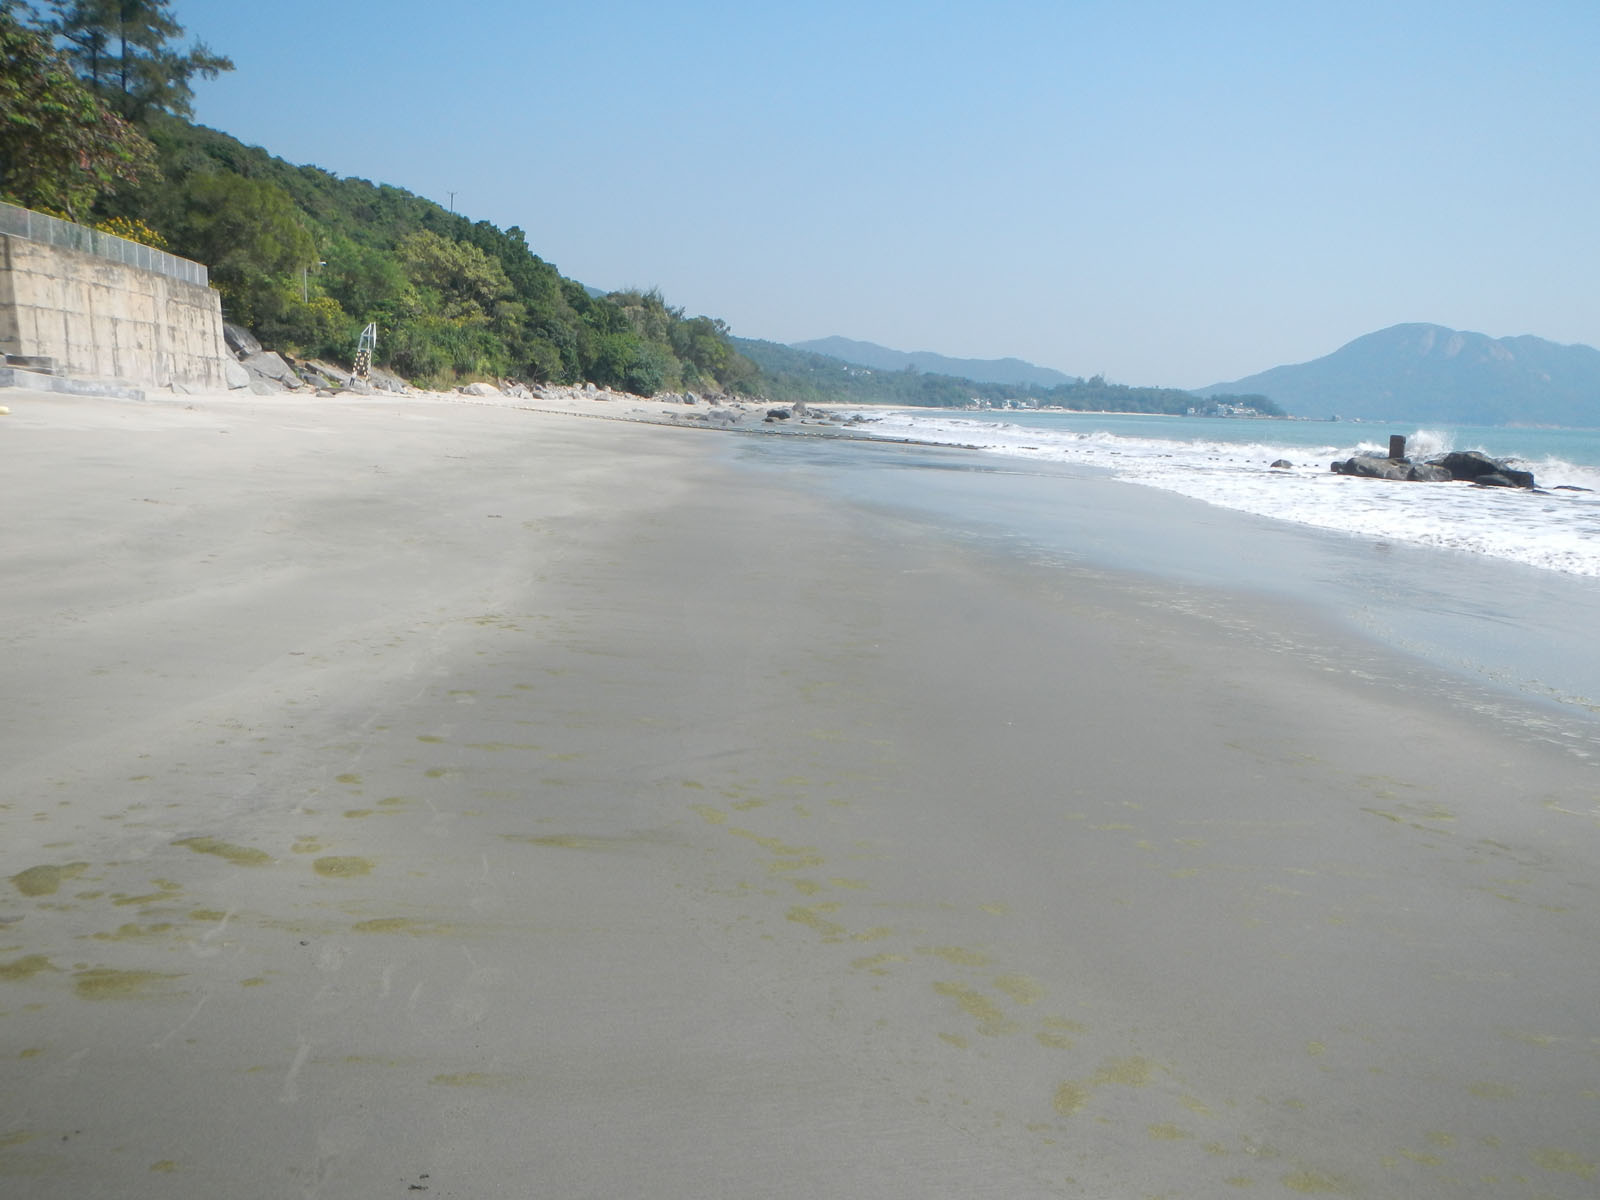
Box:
<box><xmin>178</xmin><ymin>0</ymin><xmax>1599</xmax><ymax>388</ymax></box>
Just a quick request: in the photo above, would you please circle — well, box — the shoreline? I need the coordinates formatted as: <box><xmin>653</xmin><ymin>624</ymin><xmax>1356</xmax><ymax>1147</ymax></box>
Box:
<box><xmin>3</xmin><ymin>388</ymin><xmax>1599</xmax><ymax>1197</ymax></box>
<box><xmin>8</xmin><ymin>381</ymin><xmax>1594</xmax><ymax>736</ymax></box>
<box><xmin>720</xmin><ymin>425</ymin><xmax>1600</xmax><ymax>740</ymax></box>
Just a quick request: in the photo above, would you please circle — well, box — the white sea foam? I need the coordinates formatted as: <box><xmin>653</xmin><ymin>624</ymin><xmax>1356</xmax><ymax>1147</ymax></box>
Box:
<box><xmin>853</xmin><ymin>411</ymin><xmax>1600</xmax><ymax>577</ymax></box>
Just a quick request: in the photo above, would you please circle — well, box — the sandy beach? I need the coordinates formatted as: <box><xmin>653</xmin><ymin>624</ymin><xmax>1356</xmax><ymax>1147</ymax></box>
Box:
<box><xmin>2</xmin><ymin>387</ymin><xmax>1598</xmax><ymax>1198</ymax></box>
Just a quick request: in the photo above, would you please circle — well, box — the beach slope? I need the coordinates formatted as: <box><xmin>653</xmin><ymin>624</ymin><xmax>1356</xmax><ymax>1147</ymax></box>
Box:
<box><xmin>2</xmin><ymin>391</ymin><xmax>1597</xmax><ymax>1198</ymax></box>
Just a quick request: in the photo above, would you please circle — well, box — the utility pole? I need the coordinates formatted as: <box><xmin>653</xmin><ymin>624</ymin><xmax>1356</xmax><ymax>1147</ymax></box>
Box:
<box><xmin>301</xmin><ymin>259</ymin><xmax>326</xmax><ymax>303</ymax></box>
<box><xmin>447</xmin><ymin>191</ymin><xmax>457</xmax><ymax>213</ymax></box>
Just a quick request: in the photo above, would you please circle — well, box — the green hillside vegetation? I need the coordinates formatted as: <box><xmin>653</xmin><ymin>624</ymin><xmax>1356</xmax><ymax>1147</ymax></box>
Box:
<box><xmin>737</xmin><ymin>338</ymin><xmax>1282</xmax><ymax>415</ymax></box>
<box><xmin>0</xmin><ymin>4</ymin><xmax>759</xmax><ymax>393</ymax></box>
<box><xmin>107</xmin><ymin>116</ymin><xmax>762</xmax><ymax>393</ymax></box>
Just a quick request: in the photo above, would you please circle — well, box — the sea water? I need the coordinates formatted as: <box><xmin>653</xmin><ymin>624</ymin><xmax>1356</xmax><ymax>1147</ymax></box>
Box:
<box><xmin>853</xmin><ymin>410</ymin><xmax>1600</xmax><ymax>578</ymax></box>
<box><xmin>732</xmin><ymin>414</ymin><xmax>1600</xmax><ymax>744</ymax></box>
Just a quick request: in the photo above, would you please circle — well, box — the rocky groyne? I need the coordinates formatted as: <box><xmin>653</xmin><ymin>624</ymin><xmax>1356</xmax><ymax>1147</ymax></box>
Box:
<box><xmin>1331</xmin><ymin>445</ymin><xmax>1536</xmax><ymax>489</ymax></box>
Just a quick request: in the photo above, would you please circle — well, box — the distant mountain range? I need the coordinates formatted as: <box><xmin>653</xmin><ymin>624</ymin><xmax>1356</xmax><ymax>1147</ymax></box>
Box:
<box><xmin>1197</xmin><ymin>324</ymin><xmax>1600</xmax><ymax>426</ymax></box>
<box><xmin>791</xmin><ymin>337</ymin><xmax>1078</xmax><ymax>389</ymax></box>
<box><xmin>735</xmin><ymin>336</ymin><xmax>1275</xmax><ymax>415</ymax></box>
<box><xmin>782</xmin><ymin>325</ymin><xmax>1600</xmax><ymax>427</ymax></box>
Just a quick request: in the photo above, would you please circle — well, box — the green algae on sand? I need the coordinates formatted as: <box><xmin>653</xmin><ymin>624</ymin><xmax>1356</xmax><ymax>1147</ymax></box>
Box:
<box><xmin>0</xmin><ymin>954</ymin><xmax>58</xmax><ymax>982</ymax></box>
<box><xmin>313</xmin><ymin>856</ymin><xmax>375</xmax><ymax>878</ymax></box>
<box><xmin>1053</xmin><ymin>1081</ymin><xmax>1090</xmax><ymax>1115</ymax></box>
<box><xmin>172</xmin><ymin>837</ymin><xmax>271</xmax><ymax>866</ymax></box>
<box><xmin>931</xmin><ymin>981</ymin><xmax>1020</xmax><ymax>1036</ymax></box>
<box><xmin>90</xmin><ymin>922</ymin><xmax>176</xmax><ymax>941</ymax></box>
<box><xmin>430</xmin><ymin>1071</ymin><xmax>517</xmax><ymax>1087</ymax></box>
<box><xmin>1280</xmin><ymin>1168</ymin><xmax>1358</xmax><ymax>1195</ymax></box>
<box><xmin>351</xmin><ymin>917</ymin><xmax>453</xmax><ymax>936</ymax></box>
<box><xmin>73</xmin><ymin>966</ymin><xmax>183</xmax><ymax>999</ymax></box>
<box><xmin>10</xmin><ymin>863</ymin><xmax>89</xmax><ymax>896</ymax></box>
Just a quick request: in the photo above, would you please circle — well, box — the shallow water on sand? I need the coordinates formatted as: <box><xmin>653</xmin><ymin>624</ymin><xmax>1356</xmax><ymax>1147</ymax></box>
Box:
<box><xmin>730</xmin><ymin>433</ymin><xmax>1600</xmax><ymax>745</ymax></box>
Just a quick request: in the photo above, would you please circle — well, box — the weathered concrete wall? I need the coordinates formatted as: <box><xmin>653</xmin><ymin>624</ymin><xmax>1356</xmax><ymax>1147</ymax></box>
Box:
<box><xmin>0</xmin><ymin>234</ymin><xmax>230</xmax><ymax>389</ymax></box>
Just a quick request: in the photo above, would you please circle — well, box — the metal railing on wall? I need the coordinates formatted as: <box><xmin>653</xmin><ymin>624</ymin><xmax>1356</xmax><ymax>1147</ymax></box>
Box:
<box><xmin>0</xmin><ymin>202</ymin><xmax>208</xmax><ymax>288</ymax></box>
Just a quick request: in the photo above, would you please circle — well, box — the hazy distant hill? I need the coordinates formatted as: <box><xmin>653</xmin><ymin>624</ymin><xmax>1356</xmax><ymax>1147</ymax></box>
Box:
<box><xmin>735</xmin><ymin>337</ymin><xmax>1279</xmax><ymax>415</ymax></box>
<box><xmin>1197</xmin><ymin>324</ymin><xmax>1600</xmax><ymax>426</ymax></box>
<box><xmin>792</xmin><ymin>336</ymin><xmax>1077</xmax><ymax>388</ymax></box>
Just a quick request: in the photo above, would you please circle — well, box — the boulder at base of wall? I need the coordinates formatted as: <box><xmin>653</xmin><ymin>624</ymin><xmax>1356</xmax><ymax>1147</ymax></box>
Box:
<box><xmin>242</xmin><ymin>351</ymin><xmax>301</xmax><ymax>389</ymax></box>
<box><xmin>295</xmin><ymin>361</ymin><xmax>344</xmax><ymax>390</ymax></box>
<box><xmin>223</xmin><ymin>322</ymin><xmax>262</xmax><ymax>359</ymax></box>
<box><xmin>223</xmin><ymin>358</ymin><xmax>250</xmax><ymax>390</ymax></box>
<box><xmin>367</xmin><ymin>367</ymin><xmax>410</xmax><ymax>393</ymax></box>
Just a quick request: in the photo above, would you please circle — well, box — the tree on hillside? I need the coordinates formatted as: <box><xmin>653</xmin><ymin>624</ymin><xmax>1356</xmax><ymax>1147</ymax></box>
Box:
<box><xmin>50</xmin><ymin>0</ymin><xmax>231</xmax><ymax>121</ymax></box>
<box><xmin>397</xmin><ymin>229</ymin><xmax>515</xmax><ymax>325</ymax></box>
<box><xmin>0</xmin><ymin>7</ymin><xmax>156</xmax><ymax>219</ymax></box>
<box><xmin>385</xmin><ymin>230</ymin><xmax>528</xmax><ymax>383</ymax></box>
<box><xmin>670</xmin><ymin>315</ymin><xmax>734</xmax><ymax>384</ymax></box>
<box><xmin>163</xmin><ymin>172</ymin><xmax>313</xmax><ymax>326</ymax></box>
<box><xmin>321</xmin><ymin>236</ymin><xmax>415</xmax><ymax>330</ymax></box>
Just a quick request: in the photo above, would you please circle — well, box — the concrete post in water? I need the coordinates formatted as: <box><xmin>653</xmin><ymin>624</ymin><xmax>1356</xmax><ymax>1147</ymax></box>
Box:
<box><xmin>1389</xmin><ymin>434</ymin><xmax>1407</xmax><ymax>460</ymax></box>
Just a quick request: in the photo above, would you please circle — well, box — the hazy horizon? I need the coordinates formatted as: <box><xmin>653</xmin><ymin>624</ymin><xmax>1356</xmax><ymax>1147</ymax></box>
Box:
<box><xmin>178</xmin><ymin>0</ymin><xmax>1600</xmax><ymax>389</ymax></box>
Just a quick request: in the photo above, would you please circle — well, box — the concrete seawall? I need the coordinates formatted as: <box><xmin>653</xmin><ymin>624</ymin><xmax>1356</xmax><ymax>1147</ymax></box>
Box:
<box><xmin>0</xmin><ymin>233</ymin><xmax>230</xmax><ymax>390</ymax></box>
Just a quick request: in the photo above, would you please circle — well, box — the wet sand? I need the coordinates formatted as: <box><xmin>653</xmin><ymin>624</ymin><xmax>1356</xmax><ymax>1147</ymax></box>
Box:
<box><xmin>2</xmin><ymin>389</ymin><xmax>1598</xmax><ymax>1198</ymax></box>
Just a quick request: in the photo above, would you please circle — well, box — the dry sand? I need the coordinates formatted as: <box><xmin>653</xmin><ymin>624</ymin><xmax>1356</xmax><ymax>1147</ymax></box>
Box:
<box><xmin>2</xmin><ymin>387</ymin><xmax>1598</xmax><ymax>1198</ymax></box>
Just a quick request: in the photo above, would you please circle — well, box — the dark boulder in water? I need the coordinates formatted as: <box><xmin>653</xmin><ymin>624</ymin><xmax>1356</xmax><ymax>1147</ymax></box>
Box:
<box><xmin>1330</xmin><ymin>455</ymin><xmax>1410</xmax><ymax>480</ymax></box>
<box><xmin>1407</xmin><ymin>463</ymin><xmax>1454</xmax><ymax>482</ymax></box>
<box><xmin>1329</xmin><ymin>447</ymin><xmax>1535</xmax><ymax>488</ymax></box>
<box><xmin>1427</xmin><ymin>450</ymin><xmax>1535</xmax><ymax>488</ymax></box>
